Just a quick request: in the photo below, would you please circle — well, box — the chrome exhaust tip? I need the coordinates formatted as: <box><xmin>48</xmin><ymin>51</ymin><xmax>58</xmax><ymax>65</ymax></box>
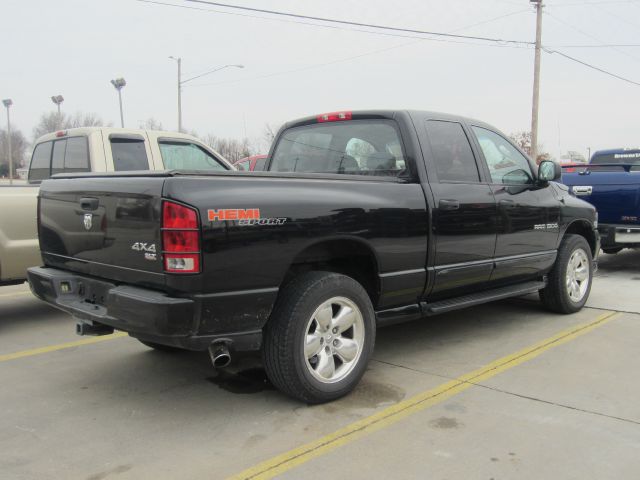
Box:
<box><xmin>209</xmin><ymin>342</ymin><xmax>231</xmax><ymax>368</ymax></box>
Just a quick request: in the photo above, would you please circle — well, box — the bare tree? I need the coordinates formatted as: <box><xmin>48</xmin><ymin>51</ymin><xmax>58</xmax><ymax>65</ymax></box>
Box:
<box><xmin>0</xmin><ymin>128</ymin><xmax>29</xmax><ymax>177</ymax></box>
<box><xmin>32</xmin><ymin>111</ymin><xmax>109</xmax><ymax>141</ymax></box>
<box><xmin>138</xmin><ymin>118</ymin><xmax>164</xmax><ymax>130</ymax></box>
<box><xmin>509</xmin><ymin>131</ymin><xmax>550</xmax><ymax>165</ymax></box>
<box><xmin>200</xmin><ymin>134</ymin><xmax>253</xmax><ymax>163</ymax></box>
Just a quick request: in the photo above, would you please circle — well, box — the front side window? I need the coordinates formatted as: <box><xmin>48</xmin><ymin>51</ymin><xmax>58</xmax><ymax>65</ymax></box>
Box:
<box><xmin>425</xmin><ymin>120</ymin><xmax>479</xmax><ymax>183</ymax></box>
<box><xmin>28</xmin><ymin>141</ymin><xmax>53</xmax><ymax>182</ymax></box>
<box><xmin>111</xmin><ymin>138</ymin><xmax>149</xmax><ymax>171</ymax></box>
<box><xmin>270</xmin><ymin>120</ymin><xmax>408</xmax><ymax>177</ymax></box>
<box><xmin>253</xmin><ymin>157</ymin><xmax>267</xmax><ymax>171</ymax></box>
<box><xmin>158</xmin><ymin>141</ymin><xmax>227</xmax><ymax>171</ymax></box>
<box><xmin>472</xmin><ymin>126</ymin><xmax>534</xmax><ymax>185</ymax></box>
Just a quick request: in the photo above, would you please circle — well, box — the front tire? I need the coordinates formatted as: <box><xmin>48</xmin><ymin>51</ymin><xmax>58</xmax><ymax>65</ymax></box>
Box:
<box><xmin>263</xmin><ymin>271</ymin><xmax>376</xmax><ymax>404</ymax></box>
<box><xmin>540</xmin><ymin>234</ymin><xmax>593</xmax><ymax>314</ymax></box>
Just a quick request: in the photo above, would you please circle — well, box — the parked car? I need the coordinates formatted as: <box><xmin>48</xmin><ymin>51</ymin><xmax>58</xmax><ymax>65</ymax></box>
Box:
<box><xmin>0</xmin><ymin>127</ymin><xmax>231</xmax><ymax>286</ymax></box>
<box><xmin>28</xmin><ymin>110</ymin><xmax>598</xmax><ymax>403</ymax></box>
<box><xmin>562</xmin><ymin>148</ymin><xmax>640</xmax><ymax>254</ymax></box>
<box><xmin>233</xmin><ymin>154</ymin><xmax>268</xmax><ymax>171</ymax></box>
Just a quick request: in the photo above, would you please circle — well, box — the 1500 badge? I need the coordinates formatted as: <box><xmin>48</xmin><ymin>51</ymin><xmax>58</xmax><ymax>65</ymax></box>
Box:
<box><xmin>131</xmin><ymin>242</ymin><xmax>157</xmax><ymax>261</ymax></box>
<box><xmin>207</xmin><ymin>208</ymin><xmax>287</xmax><ymax>226</ymax></box>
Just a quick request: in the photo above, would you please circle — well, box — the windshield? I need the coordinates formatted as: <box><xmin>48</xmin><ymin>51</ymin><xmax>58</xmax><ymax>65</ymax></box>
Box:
<box><xmin>270</xmin><ymin>120</ymin><xmax>407</xmax><ymax>177</ymax></box>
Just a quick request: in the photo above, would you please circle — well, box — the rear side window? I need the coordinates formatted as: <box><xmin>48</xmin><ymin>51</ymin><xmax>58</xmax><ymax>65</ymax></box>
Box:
<box><xmin>472</xmin><ymin>127</ymin><xmax>534</xmax><ymax>185</ymax></box>
<box><xmin>158</xmin><ymin>141</ymin><xmax>227</xmax><ymax>171</ymax></box>
<box><xmin>425</xmin><ymin>120</ymin><xmax>480</xmax><ymax>183</ymax></box>
<box><xmin>28</xmin><ymin>141</ymin><xmax>53</xmax><ymax>182</ymax></box>
<box><xmin>111</xmin><ymin>138</ymin><xmax>149</xmax><ymax>171</ymax></box>
<box><xmin>270</xmin><ymin>120</ymin><xmax>408</xmax><ymax>177</ymax></box>
<box><xmin>64</xmin><ymin>137</ymin><xmax>90</xmax><ymax>173</ymax></box>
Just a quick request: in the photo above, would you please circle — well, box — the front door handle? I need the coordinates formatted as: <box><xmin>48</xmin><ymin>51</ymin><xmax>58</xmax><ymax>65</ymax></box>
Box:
<box><xmin>499</xmin><ymin>199</ymin><xmax>516</xmax><ymax>209</ymax></box>
<box><xmin>439</xmin><ymin>199</ymin><xmax>460</xmax><ymax>211</ymax></box>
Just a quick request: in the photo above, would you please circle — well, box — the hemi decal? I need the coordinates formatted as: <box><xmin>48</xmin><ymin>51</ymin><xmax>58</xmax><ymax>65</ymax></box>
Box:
<box><xmin>208</xmin><ymin>208</ymin><xmax>261</xmax><ymax>221</ymax></box>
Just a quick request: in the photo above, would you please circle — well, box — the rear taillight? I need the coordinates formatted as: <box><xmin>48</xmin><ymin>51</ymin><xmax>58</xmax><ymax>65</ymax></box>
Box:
<box><xmin>162</xmin><ymin>201</ymin><xmax>201</xmax><ymax>274</ymax></box>
<box><xmin>317</xmin><ymin>111</ymin><xmax>352</xmax><ymax>123</ymax></box>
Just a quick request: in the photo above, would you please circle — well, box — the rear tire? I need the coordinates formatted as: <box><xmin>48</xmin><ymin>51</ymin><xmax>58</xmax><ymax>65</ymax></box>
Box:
<box><xmin>263</xmin><ymin>271</ymin><xmax>376</xmax><ymax>404</ymax></box>
<box><xmin>137</xmin><ymin>339</ymin><xmax>185</xmax><ymax>352</ymax></box>
<box><xmin>540</xmin><ymin>234</ymin><xmax>593</xmax><ymax>314</ymax></box>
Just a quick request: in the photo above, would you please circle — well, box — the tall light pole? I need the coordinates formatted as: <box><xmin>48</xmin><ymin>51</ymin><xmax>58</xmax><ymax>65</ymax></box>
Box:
<box><xmin>2</xmin><ymin>99</ymin><xmax>13</xmax><ymax>185</ymax></box>
<box><xmin>169</xmin><ymin>58</ymin><xmax>244</xmax><ymax>132</ymax></box>
<box><xmin>530</xmin><ymin>0</ymin><xmax>543</xmax><ymax>162</ymax></box>
<box><xmin>110</xmin><ymin>78</ymin><xmax>126</xmax><ymax>127</ymax></box>
<box><xmin>51</xmin><ymin>95</ymin><xmax>64</xmax><ymax>116</ymax></box>
<box><xmin>51</xmin><ymin>95</ymin><xmax>64</xmax><ymax>130</ymax></box>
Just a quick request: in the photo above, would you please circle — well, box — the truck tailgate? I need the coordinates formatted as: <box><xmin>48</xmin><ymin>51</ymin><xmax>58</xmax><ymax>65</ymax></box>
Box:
<box><xmin>39</xmin><ymin>176</ymin><xmax>167</xmax><ymax>289</ymax></box>
<box><xmin>562</xmin><ymin>168</ymin><xmax>640</xmax><ymax>224</ymax></box>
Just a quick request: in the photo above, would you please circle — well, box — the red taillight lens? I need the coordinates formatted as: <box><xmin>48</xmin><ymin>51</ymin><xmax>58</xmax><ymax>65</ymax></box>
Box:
<box><xmin>163</xmin><ymin>201</ymin><xmax>198</xmax><ymax>229</ymax></box>
<box><xmin>162</xmin><ymin>201</ymin><xmax>201</xmax><ymax>273</ymax></box>
<box><xmin>317</xmin><ymin>111</ymin><xmax>352</xmax><ymax>123</ymax></box>
<box><xmin>563</xmin><ymin>167</ymin><xmax>575</xmax><ymax>173</ymax></box>
<box><xmin>162</xmin><ymin>230</ymin><xmax>199</xmax><ymax>252</ymax></box>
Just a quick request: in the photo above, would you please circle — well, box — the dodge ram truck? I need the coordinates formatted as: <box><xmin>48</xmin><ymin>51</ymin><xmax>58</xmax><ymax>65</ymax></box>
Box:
<box><xmin>0</xmin><ymin>127</ymin><xmax>231</xmax><ymax>285</ymax></box>
<box><xmin>28</xmin><ymin>110</ymin><xmax>599</xmax><ymax>403</ymax></box>
<box><xmin>562</xmin><ymin>148</ymin><xmax>640</xmax><ymax>254</ymax></box>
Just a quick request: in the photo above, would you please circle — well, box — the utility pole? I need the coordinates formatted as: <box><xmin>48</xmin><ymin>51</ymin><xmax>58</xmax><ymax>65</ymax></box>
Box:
<box><xmin>170</xmin><ymin>56</ymin><xmax>183</xmax><ymax>132</ymax></box>
<box><xmin>170</xmin><ymin>57</ymin><xmax>243</xmax><ymax>132</ymax></box>
<box><xmin>530</xmin><ymin>0</ymin><xmax>543</xmax><ymax>162</ymax></box>
<box><xmin>2</xmin><ymin>99</ymin><xmax>13</xmax><ymax>185</ymax></box>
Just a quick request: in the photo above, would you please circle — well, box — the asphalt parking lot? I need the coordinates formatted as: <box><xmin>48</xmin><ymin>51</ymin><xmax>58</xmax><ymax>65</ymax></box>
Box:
<box><xmin>1</xmin><ymin>251</ymin><xmax>639</xmax><ymax>480</ymax></box>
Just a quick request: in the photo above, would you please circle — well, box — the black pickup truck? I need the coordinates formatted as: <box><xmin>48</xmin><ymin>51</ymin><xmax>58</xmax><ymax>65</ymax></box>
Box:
<box><xmin>28</xmin><ymin>110</ymin><xmax>598</xmax><ymax>403</ymax></box>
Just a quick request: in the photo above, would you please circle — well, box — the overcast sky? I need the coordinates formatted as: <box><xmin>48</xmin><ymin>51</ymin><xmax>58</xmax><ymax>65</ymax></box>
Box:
<box><xmin>2</xmin><ymin>0</ymin><xmax>640</xmax><ymax>157</ymax></box>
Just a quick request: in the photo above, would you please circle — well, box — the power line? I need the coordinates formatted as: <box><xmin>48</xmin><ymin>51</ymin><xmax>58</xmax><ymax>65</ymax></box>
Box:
<box><xmin>544</xmin><ymin>48</ymin><xmax>640</xmax><ymax>86</ymax></box>
<box><xmin>182</xmin><ymin>0</ymin><xmax>534</xmax><ymax>46</ymax></box>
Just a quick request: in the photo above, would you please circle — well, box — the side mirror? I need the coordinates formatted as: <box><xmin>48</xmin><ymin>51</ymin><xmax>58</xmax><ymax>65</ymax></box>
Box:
<box><xmin>538</xmin><ymin>160</ymin><xmax>561</xmax><ymax>183</ymax></box>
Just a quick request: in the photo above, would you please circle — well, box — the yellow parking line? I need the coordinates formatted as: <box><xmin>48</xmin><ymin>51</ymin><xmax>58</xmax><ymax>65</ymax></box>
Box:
<box><xmin>0</xmin><ymin>332</ymin><xmax>128</xmax><ymax>363</ymax></box>
<box><xmin>228</xmin><ymin>311</ymin><xmax>620</xmax><ymax>480</ymax></box>
<box><xmin>0</xmin><ymin>291</ymin><xmax>31</xmax><ymax>299</ymax></box>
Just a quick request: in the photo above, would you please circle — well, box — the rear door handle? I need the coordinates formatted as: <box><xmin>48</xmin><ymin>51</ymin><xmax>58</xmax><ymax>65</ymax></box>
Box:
<box><xmin>439</xmin><ymin>199</ymin><xmax>460</xmax><ymax>211</ymax></box>
<box><xmin>80</xmin><ymin>197</ymin><xmax>99</xmax><ymax>211</ymax></box>
<box><xmin>499</xmin><ymin>199</ymin><xmax>516</xmax><ymax>209</ymax></box>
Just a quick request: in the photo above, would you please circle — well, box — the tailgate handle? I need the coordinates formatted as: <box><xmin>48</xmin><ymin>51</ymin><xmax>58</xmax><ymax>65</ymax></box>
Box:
<box><xmin>573</xmin><ymin>186</ymin><xmax>592</xmax><ymax>196</ymax></box>
<box><xmin>80</xmin><ymin>197</ymin><xmax>99</xmax><ymax>211</ymax></box>
<box><xmin>439</xmin><ymin>199</ymin><xmax>460</xmax><ymax>211</ymax></box>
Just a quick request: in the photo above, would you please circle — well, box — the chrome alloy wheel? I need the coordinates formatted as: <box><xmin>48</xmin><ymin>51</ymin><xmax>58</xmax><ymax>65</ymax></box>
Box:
<box><xmin>304</xmin><ymin>296</ymin><xmax>365</xmax><ymax>384</ymax></box>
<box><xmin>566</xmin><ymin>248</ymin><xmax>590</xmax><ymax>302</ymax></box>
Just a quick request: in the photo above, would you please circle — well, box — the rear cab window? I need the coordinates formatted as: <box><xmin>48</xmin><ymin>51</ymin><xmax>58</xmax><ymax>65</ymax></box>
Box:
<box><xmin>158</xmin><ymin>141</ymin><xmax>227</xmax><ymax>171</ymax></box>
<box><xmin>590</xmin><ymin>150</ymin><xmax>640</xmax><ymax>171</ymax></box>
<box><xmin>270</xmin><ymin>119</ymin><xmax>408</xmax><ymax>178</ymax></box>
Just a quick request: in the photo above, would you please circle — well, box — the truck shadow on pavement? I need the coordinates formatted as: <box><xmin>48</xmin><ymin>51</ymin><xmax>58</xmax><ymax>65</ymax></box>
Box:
<box><xmin>62</xmin><ymin>296</ymin><xmax>560</xmax><ymax>413</ymax></box>
<box><xmin>596</xmin><ymin>248</ymin><xmax>640</xmax><ymax>276</ymax></box>
<box><xmin>0</xmin><ymin>296</ymin><xmax>61</xmax><ymax>333</ymax></box>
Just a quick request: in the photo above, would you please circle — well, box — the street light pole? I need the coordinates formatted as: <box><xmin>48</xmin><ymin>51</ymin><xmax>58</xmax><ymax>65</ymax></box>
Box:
<box><xmin>2</xmin><ymin>99</ymin><xmax>13</xmax><ymax>185</ymax></box>
<box><xmin>169</xmin><ymin>58</ymin><xmax>243</xmax><ymax>132</ymax></box>
<box><xmin>110</xmin><ymin>78</ymin><xmax>127</xmax><ymax>128</ymax></box>
<box><xmin>51</xmin><ymin>95</ymin><xmax>64</xmax><ymax>128</ymax></box>
<box><xmin>530</xmin><ymin>0</ymin><xmax>543</xmax><ymax>163</ymax></box>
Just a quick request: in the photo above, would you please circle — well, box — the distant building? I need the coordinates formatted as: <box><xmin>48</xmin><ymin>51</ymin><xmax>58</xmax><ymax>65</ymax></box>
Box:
<box><xmin>559</xmin><ymin>151</ymin><xmax>587</xmax><ymax>165</ymax></box>
<box><xmin>16</xmin><ymin>168</ymin><xmax>28</xmax><ymax>180</ymax></box>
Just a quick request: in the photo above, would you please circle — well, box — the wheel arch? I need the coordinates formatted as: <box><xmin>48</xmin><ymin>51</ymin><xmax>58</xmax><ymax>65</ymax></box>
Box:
<box><xmin>562</xmin><ymin>220</ymin><xmax>597</xmax><ymax>256</ymax></box>
<box><xmin>280</xmin><ymin>236</ymin><xmax>381</xmax><ymax>307</ymax></box>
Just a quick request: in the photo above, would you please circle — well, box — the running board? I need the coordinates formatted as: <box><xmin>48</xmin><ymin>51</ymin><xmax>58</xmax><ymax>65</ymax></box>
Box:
<box><xmin>422</xmin><ymin>280</ymin><xmax>546</xmax><ymax>316</ymax></box>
